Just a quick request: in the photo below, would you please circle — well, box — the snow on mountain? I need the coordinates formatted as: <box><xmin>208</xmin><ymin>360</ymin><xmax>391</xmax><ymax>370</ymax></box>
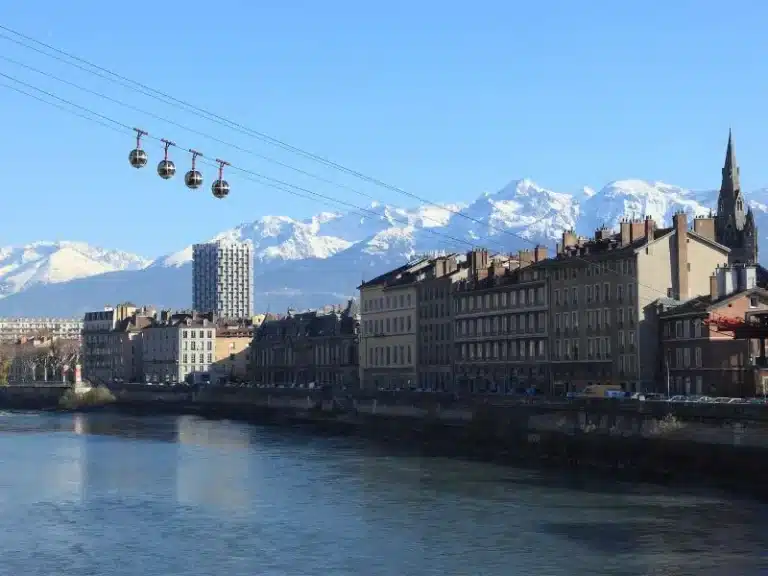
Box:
<box><xmin>577</xmin><ymin>180</ymin><xmax>713</xmax><ymax>235</ymax></box>
<box><xmin>0</xmin><ymin>241</ymin><xmax>150</xmax><ymax>298</ymax></box>
<box><xmin>4</xmin><ymin>178</ymin><xmax>768</xmax><ymax>317</ymax></box>
<box><xmin>446</xmin><ymin>178</ymin><xmax>580</xmax><ymax>250</ymax></box>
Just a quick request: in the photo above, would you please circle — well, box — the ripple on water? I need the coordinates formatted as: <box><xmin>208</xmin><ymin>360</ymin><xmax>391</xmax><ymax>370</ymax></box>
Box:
<box><xmin>0</xmin><ymin>412</ymin><xmax>766</xmax><ymax>576</ymax></box>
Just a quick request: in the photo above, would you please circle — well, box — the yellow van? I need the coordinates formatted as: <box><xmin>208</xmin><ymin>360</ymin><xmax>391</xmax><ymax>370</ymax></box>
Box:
<box><xmin>581</xmin><ymin>384</ymin><xmax>625</xmax><ymax>398</ymax></box>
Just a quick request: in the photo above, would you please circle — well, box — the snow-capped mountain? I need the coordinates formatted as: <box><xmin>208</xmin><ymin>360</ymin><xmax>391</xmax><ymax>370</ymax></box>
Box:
<box><xmin>2</xmin><ymin>178</ymin><xmax>768</xmax><ymax>317</ymax></box>
<box><xmin>577</xmin><ymin>180</ymin><xmax>715</xmax><ymax>234</ymax></box>
<box><xmin>0</xmin><ymin>241</ymin><xmax>150</xmax><ymax>298</ymax></box>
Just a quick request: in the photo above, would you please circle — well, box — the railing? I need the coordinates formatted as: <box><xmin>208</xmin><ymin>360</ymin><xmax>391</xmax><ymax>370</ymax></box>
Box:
<box><xmin>5</xmin><ymin>380</ymin><xmax>71</xmax><ymax>387</ymax></box>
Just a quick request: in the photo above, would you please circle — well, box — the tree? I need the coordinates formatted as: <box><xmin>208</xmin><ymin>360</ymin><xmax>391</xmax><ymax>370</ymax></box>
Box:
<box><xmin>49</xmin><ymin>338</ymin><xmax>81</xmax><ymax>382</ymax></box>
<box><xmin>14</xmin><ymin>344</ymin><xmax>40</xmax><ymax>382</ymax></box>
<box><xmin>0</xmin><ymin>342</ymin><xmax>14</xmax><ymax>385</ymax></box>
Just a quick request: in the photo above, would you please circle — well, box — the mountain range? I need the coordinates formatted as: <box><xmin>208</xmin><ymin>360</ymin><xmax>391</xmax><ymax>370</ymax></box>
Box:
<box><xmin>1</xmin><ymin>179</ymin><xmax>765</xmax><ymax>318</ymax></box>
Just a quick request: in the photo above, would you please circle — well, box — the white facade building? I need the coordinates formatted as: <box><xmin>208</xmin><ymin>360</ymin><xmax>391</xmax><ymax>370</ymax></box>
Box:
<box><xmin>142</xmin><ymin>313</ymin><xmax>216</xmax><ymax>385</ymax></box>
<box><xmin>0</xmin><ymin>317</ymin><xmax>83</xmax><ymax>341</ymax></box>
<box><xmin>192</xmin><ymin>240</ymin><xmax>253</xmax><ymax>319</ymax></box>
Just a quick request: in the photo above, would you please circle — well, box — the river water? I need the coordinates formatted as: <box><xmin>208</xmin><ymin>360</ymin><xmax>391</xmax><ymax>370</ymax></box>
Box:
<box><xmin>0</xmin><ymin>411</ymin><xmax>765</xmax><ymax>576</ymax></box>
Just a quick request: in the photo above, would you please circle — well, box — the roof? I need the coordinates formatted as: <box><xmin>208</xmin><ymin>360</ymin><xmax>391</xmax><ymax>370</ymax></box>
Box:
<box><xmin>659</xmin><ymin>286</ymin><xmax>768</xmax><ymax>318</ymax></box>
<box><xmin>539</xmin><ymin>225</ymin><xmax>729</xmax><ymax>267</ymax></box>
<box><xmin>358</xmin><ymin>254</ymin><xmax>463</xmax><ymax>290</ymax></box>
<box><xmin>115</xmin><ymin>315</ymin><xmax>153</xmax><ymax>333</ymax></box>
<box><xmin>254</xmin><ymin>303</ymin><xmax>358</xmax><ymax>341</ymax></box>
<box><xmin>358</xmin><ymin>258</ymin><xmax>430</xmax><ymax>290</ymax></box>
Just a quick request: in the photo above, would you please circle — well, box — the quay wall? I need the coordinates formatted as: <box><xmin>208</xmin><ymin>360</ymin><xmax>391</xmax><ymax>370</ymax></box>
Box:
<box><xmin>2</xmin><ymin>384</ymin><xmax>768</xmax><ymax>493</ymax></box>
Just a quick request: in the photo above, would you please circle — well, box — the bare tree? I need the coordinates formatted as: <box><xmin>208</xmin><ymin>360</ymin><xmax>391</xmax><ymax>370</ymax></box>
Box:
<box><xmin>14</xmin><ymin>344</ymin><xmax>40</xmax><ymax>382</ymax></box>
<box><xmin>0</xmin><ymin>342</ymin><xmax>15</xmax><ymax>385</ymax></box>
<box><xmin>49</xmin><ymin>338</ymin><xmax>81</xmax><ymax>382</ymax></box>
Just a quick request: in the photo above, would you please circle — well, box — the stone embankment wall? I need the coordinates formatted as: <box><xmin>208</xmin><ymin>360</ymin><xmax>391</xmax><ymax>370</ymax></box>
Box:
<box><xmin>0</xmin><ymin>383</ymin><xmax>71</xmax><ymax>409</ymax></box>
<box><xmin>3</xmin><ymin>384</ymin><xmax>768</xmax><ymax>491</ymax></box>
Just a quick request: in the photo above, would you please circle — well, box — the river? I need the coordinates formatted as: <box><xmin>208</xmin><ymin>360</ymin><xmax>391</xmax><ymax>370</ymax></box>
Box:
<box><xmin>0</xmin><ymin>411</ymin><xmax>764</xmax><ymax>575</ymax></box>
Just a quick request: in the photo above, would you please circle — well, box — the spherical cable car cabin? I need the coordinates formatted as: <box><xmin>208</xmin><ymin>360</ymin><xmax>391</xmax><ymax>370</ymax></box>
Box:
<box><xmin>128</xmin><ymin>128</ymin><xmax>148</xmax><ymax>169</ymax></box>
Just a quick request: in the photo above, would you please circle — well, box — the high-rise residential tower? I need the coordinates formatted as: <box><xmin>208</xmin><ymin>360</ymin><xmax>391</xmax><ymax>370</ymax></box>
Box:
<box><xmin>192</xmin><ymin>239</ymin><xmax>254</xmax><ymax>319</ymax></box>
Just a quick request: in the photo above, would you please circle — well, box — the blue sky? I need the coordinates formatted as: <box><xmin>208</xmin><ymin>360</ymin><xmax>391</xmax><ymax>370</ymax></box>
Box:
<box><xmin>1</xmin><ymin>0</ymin><xmax>768</xmax><ymax>257</ymax></box>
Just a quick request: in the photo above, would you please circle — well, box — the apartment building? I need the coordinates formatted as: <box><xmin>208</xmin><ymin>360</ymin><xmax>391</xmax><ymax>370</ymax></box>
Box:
<box><xmin>453</xmin><ymin>247</ymin><xmax>550</xmax><ymax>393</ymax></box>
<box><xmin>211</xmin><ymin>324</ymin><xmax>253</xmax><ymax>384</ymax></box>
<box><xmin>0</xmin><ymin>317</ymin><xmax>83</xmax><ymax>342</ymax></box>
<box><xmin>250</xmin><ymin>300</ymin><xmax>359</xmax><ymax>387</ymax></box>
<box><xmin>112</xmin><ymin>313</ymin><xmax>154</xmax><ymax>383</ymax></box>
<box><xmin>142</xmin><ymin>311</ymin><xmax>216</xmax><ymax>385</ymax></box>
<box><xmin>82</xmin><ymin>304</ymin><xmax>140</xmax><ymax>384</ymax></box>
<box><xmin>192</xmin><ymin>239</ymin><xmax>254</xmax><ymax>319</ymax></box>
<box><xmin>81</xmin><ymin>304</ymin><xmax>156</xmax><ymax>384</ymax></box>
<box><xmin>538</xmin><ymin>212</ymin><xmax>729</xmax><ymax>392</ymax></box>
<box><xmin>359</xmin><ymin>259</ymin><xmax>427</xmax><ymax>390</ymax></box>
<box><xmin>657</xmin><ymin>264</ymin><xmax>768</xmax><ymax>397</ymax></box>
<box><xmin>416</xmin><ymin>254</ymin><xmax>469</xmax><ymax>391</ymax></box>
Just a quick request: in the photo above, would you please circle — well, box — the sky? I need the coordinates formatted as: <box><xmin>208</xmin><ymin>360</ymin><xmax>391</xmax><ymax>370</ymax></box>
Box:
<box><xmin>1</xmin><ymin>0</ymin><xmax>768</xmax><ymax>258</ymax></box>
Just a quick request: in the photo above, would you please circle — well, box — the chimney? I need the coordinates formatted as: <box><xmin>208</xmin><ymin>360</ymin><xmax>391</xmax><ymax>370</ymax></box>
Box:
<box><xmin>534</xmin><ymin>245</ymin><xmax>548</xmax><ymax>262</ymax></box>
<box><xmin>673</xmin><ymin>211</ymin><xmax>689</xmax><ymax>300</ymax></box>
<box><xmin>561</xmin><ymin>230</ymin><xmax>577</xmax><ymax>250</ymax></box>
<box><xmin>644</xmin><ymin>215</ymin><xmax>656</xmax><ymax>240</ymax></box>
<box><xmin>518</xmin><ymin>249</ymin><xmax>533</xmax><ymax>268</ymax></box>
<box><xmin>434</xmin><ymin>258</ymin><xmax>446</xmax><ymax>278</ymax></box>
<box><xmin>629</xmin><ymin>219</ymin><xmax>645</xmax><ymax>242</ymax></box>
<box><xmin>693</xmin><ymin>215</ymin><xmax>716</xmax><ymax>242</ymax></box>
<box><xmin>594</xmin><ymin>228</ymin><xmax>610</xmax><ymax>241</ymax></box>
<box><xmin>620</xmin><ymin>219</ymin><xmax>631</xmax><ymax>245</ymax></box>
<box><xmin>709</xmin><ymin>273</ymin><xmax>718</xmax><ymax>300</ymax></box>
<box><xmin>467</xmin><ymin>248</ymin><xmax>488</xmax><ymax>273</ymax></box>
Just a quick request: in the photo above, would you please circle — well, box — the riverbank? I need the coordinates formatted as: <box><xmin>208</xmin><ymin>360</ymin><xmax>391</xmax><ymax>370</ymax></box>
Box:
<box><xmin>3</xmin><ymin>383</ymin><xmax>768</xmax><ymax>497</ymax></box>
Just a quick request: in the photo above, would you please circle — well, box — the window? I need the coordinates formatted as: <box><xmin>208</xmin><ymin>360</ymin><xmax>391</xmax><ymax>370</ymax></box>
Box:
<box><xmin>683</xmin><ymin>348</ymin><xmax>691</xmax><ymax>368</ymax></box>
<box><xmin>675</xmin><ymin>321</ymin><xmax>682</xmax><ymax>338</ymax></box>
<box><xmin>695</xmin><ymin>347</ymin><xmax>702</xmax><ymax>367</ymax></box>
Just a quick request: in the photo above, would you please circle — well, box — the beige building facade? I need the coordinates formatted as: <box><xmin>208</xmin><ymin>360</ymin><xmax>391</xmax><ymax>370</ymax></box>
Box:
<box><xmin>212</xmin><ymin>328</ymin><xmax>253</xmax><ymax>384</ymax></box>
<box><xmin>543</xmin><ymin>213</ymin><xmax>729</xmax><ymax>392</ymax></box>
<box><xmin>359</xmin><ymin>259</ymin><xmax>426</xmax><ymax>390</ymax></box>
<box><xmin>453</xmin><ymin>248</ymin><xmax>550</xmax><ymax>393</ymax></box>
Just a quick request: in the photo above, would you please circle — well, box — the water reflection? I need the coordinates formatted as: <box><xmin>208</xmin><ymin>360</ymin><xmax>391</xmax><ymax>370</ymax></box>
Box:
<box><xmin>0</xmin><ymin>412</ymin><xmax>766</xmax><ymax>575</ymax></box>
<box><xmin>175</xmin><ymin>416</ymin><xmax>253</xmax><ymax>512</ymax></box>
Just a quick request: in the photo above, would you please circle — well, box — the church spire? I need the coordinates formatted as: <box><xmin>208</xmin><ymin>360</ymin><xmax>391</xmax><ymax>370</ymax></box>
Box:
<box><xmin>721</xmin><ymin>128</ymin><xmax>740</xmax><ymax>195</ymax></box>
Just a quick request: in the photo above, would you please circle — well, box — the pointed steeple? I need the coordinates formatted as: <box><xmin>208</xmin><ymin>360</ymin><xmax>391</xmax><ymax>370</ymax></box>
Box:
<box><xmin>721</xmin><ymin>128</ymin><xmax>740</xmax><ymax>195</ymax></box>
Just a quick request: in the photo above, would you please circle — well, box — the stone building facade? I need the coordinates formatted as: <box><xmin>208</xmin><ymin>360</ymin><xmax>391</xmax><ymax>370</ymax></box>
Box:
<box><xmin>453</xmin><ymin>248</ymin><xmax>549</xmax><ymax>393</ymax></box>
<box><xmin>250</xmin><ymin>300</ymin><xmax>359</xmax><ymax>388</ymax></box>
<box><xmin>657</xmin><ymin>264</ymin><xmax>768</xmax><ymax>397</ymax></box>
